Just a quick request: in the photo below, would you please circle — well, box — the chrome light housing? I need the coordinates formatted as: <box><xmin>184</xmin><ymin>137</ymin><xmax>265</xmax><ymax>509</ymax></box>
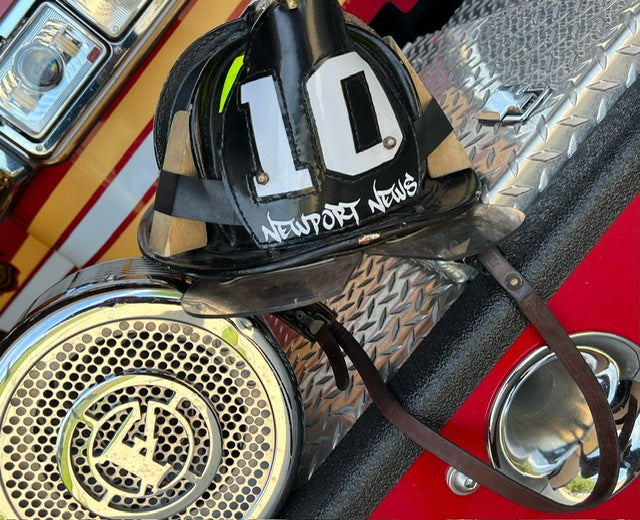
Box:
<box><xmin>0</xmin><ymin>0</ymin><xmax>190</xmax><ymax>221</ymax></box>
<box><xmin>488</xmin><ymin>332</ymin><xmax>640</xmax><ymax>505</ymax></box>
<box><xmin>0</xmin><ymin>3</ymin><xmax>106</xmax><ymax>139</ymax></box>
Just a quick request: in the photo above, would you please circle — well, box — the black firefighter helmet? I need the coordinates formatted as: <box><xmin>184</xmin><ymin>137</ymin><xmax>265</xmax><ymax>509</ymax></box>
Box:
<box><xmin>138</xmin><ymin>0</ymin><xmax>524</xmax><ymax>279</ymax></box>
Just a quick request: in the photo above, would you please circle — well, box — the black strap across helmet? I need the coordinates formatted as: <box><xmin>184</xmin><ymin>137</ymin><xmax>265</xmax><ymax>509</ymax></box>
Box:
<box><xmin>138</xmin><ymin>0</ymin><xmax>621</xmax><ymax>512</ymax></box>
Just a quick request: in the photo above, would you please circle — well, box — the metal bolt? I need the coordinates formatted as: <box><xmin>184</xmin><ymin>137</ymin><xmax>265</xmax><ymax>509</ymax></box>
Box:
<box><xmin>446</xmin><ymin>467</ymin><xmax>479</xmax><ymax>496</ymax></box>
<box><xmin>505</xmin><ymin>272</ymin><xmax>524</xmax><ymax>290</ymax></box>
<box><xmin>256</xmin><ymin>171</ymin><xmax>270</xmax><ymax>185</ymax></box>
<box><xmin>238</xmin><ymin>318</ymin><xmax>253</xmax><ymax>330</ymax></box>
<box><xmin>358</xmin><ymin>233</ymin><xmax>381</xmax><ymax>246</ymax></box>
<box><xmin>383</xmin><ymin>136</ymin><xmax>397</xmax><ymax>149</ymax></box>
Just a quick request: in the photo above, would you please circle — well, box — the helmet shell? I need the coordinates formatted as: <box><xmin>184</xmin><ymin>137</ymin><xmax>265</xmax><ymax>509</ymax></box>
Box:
<box><xmin>198</xmin><ymin>0</ymin><xmax>423</xmax><ymax>247</ymax></box>
<box><xmin>141</xmin><ymin>0</ymin><xmax>483</xmax><ymax>275</ymax></box>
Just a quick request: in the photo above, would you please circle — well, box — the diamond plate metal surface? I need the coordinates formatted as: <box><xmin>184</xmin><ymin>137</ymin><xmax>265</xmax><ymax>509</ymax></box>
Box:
<box><xmin>280</xmin><ymin>0</ymin><xmax>640</xmax><ymax>482</ymax></box>
<box><xmin>274</xmin><ymin>257</ymin><xmax>475</xmax><ymax>481</ymax></box>
<box><xmin>407</xmin><ymin>0</ymin><xmax>640</xmax><ymax>208</ymax></box>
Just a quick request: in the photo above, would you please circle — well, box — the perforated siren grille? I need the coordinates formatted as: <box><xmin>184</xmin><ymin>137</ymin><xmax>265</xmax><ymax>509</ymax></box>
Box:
<box><xmin>1</xmin><ymin>319</ymin><xmax>278</xmax><ymax>520</ymax></box>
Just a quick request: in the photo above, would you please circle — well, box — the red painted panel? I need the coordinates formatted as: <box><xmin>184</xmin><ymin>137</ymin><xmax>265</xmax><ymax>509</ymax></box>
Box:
<box><xmin>0</xmin><ymin>1</ymin><xmax>15</xmax><ymax>20</ymax></box>
<box><xmin>342</xmin><ymin>0</ymin><xmax>419</xmax><ymax>23</ymax></box>
<box><xmin>0</xmin><ymin>217</ymin><xmax>27</xmax><ymax>259</ymax></box>
<box><xmin>372</xmin><ymin>195</ymin><xmax>640</xmax><ymax>519</ymax></box>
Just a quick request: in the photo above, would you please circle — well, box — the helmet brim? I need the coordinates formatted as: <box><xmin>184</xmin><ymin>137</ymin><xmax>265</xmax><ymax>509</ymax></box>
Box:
<box><xmin>181</xmin><ymin>253</ymin><xmax>363</xmax><ymax>317</ymax></box>
<box><xmin>170</xmin><ymin>203</ymin><xmax>523</xmax><ymax>318</ymax></box>
<box><xmin>368</xmin><ymin>204</ymin><xmax>525</xmax><ymax>261</ymax></box>
<box><xmin>138</xmin><ymin>200</ymin><xmax>523</xmax><ymax>318</ymax></box>
<box><xmin>139</xmin><ymin>167</ymin><xmax>524</xmax><ymax>277</ymax></box>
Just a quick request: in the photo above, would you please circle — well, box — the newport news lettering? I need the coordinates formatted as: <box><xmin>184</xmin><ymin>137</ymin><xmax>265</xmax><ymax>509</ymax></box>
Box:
<box><xmin>261</xmin><ymin>173</ymin><xmax>419</xmax><ymax>243</ymax></box>
<box><xmin>368</xmin><ymin>173</ymin><xmax>418</xmax><ymax>213</ymax></box>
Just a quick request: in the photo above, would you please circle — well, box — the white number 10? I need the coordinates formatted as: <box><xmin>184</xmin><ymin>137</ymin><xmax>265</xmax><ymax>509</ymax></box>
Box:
<box><xmin>240</xmin><ymin>51</ymin><xmax>404</xmax><ymax>198</ymax></box>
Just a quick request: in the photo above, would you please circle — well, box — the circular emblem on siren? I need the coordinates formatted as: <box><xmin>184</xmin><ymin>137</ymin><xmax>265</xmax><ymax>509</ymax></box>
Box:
<box><xmin>57</xmin><ymin>374</ymin><xmax>222</xmax><ymax>519</ymax></box>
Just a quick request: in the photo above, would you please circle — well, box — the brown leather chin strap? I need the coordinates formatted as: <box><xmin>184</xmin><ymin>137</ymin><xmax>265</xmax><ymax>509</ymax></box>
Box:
<box><xmin>304</xmin><ymin>247</ymin><xmax>620</xmax><ymax>512</ymax></box>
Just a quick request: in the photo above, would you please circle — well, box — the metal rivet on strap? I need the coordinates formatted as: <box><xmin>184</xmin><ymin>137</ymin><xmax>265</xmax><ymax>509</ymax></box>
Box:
<box><xmin>505</xmin><ymin>272</ymin><xmax>524</xmax><ymax>290</ymax></box>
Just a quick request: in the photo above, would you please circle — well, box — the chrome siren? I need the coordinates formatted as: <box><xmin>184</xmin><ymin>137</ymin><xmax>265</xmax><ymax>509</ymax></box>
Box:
<box><xmin>0</xmin><ymin>258</ymin><xmax>302</xmax><ymax>520</ymax></box>
<box><xmin>488</xmin><ymin>332</ymin><xmax>640</xmax><ymax>505</ymax></box>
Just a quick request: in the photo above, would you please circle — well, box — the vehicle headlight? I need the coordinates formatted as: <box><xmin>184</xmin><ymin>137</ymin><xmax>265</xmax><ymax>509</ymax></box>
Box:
<box><xmin>0</xmin><ymin>0</ymin><xmax>190</xmax><ymax>222</ymax></box>
<box><xmin>14</xmin><ymin>44</ymin><xmax>65</xmax><ymax>91</ymax></box>
<box><xmin>0</xmin><ymin>2</ymin><xmax>105</xmax><ymax>139</ymax></box>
